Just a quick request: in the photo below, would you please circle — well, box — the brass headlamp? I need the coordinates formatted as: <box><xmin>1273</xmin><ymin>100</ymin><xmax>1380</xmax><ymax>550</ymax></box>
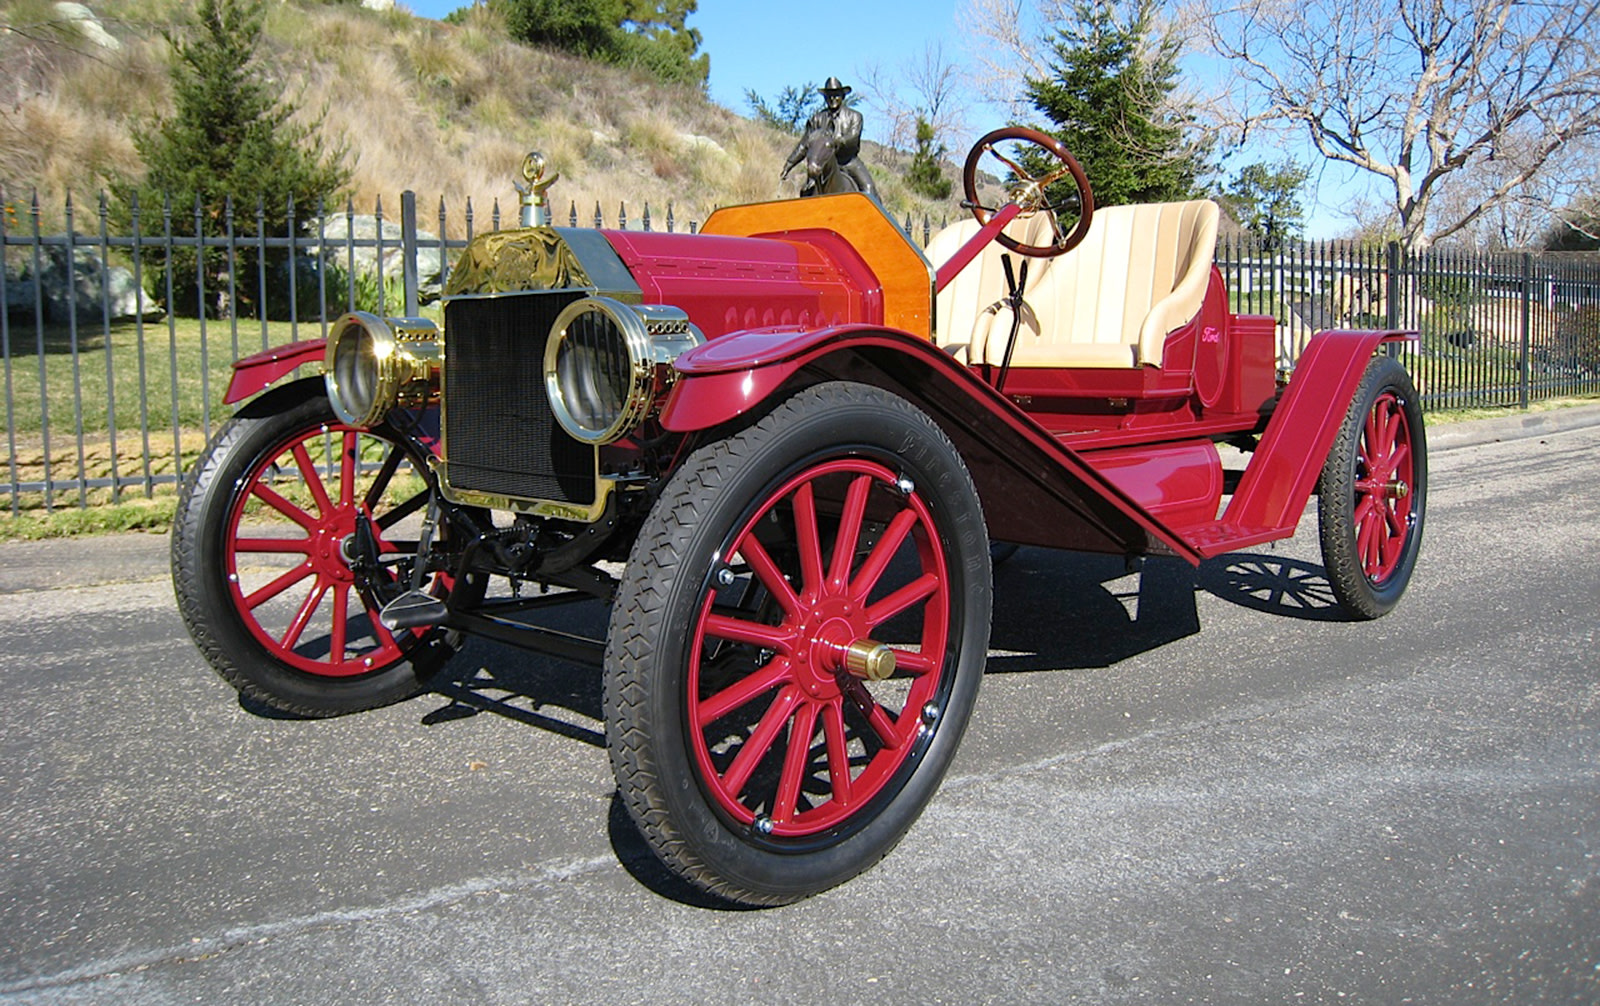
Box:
<box><xmin>544</xmin><ymin>297</ymin><xmax>703</xmax><ymax>445</ymax></box>
<box><xmin>324</xmin><ymin>312</ymin><xmax>441</xmax><ymax>428</ymax></box>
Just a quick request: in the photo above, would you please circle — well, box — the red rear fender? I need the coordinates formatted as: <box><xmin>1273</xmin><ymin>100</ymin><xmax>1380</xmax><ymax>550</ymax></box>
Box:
<box><xmin>1200</xmin><ymin>330</ymin><xmax>1417</xmax><ymax>555</ymax></box>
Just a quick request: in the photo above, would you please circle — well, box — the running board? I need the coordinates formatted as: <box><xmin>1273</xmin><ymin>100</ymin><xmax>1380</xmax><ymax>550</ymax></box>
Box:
<box><xmin>1171</xmin><ymin>520</ymin><xmax>1297</xmax><ymax>559</ymax></box>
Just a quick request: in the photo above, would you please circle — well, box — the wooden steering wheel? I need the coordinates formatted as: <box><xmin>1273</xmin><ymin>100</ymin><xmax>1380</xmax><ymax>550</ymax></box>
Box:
<box><xmin>962</xmin><ymin>127</ymin><xmax>1094</xmax><ymax>258</ymax></box>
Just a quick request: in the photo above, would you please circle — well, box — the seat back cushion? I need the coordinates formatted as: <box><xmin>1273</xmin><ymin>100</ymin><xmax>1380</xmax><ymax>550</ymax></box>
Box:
<box><xmin>928</xmin><ymin>200</ymin><xmax>1219</xmax><ymax>368</ymax></box>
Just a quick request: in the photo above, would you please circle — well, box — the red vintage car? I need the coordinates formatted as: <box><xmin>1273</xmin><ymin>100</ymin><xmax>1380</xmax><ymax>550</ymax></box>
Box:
<box><xmin>172</xmin><ymin>128</ymin><xmax>1425</xmax><ymax>905</ymax></box>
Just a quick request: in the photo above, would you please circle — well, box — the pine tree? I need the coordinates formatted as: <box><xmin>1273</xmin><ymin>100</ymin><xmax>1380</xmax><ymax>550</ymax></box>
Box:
<box><xmin>745</xmin><ymin>83</ymin><xmax>820</xmax><ymax>135</ymax></box>
<box><xmin>617</xmin><ymin>0</ymin><xmax>708</xmax><ymax>84</ymax></box>
<box><xmin>907</xmin><ymin>117</ymin><xmax>952</xmax><ymax>200</ymax></box>
<box><xmin>1022</xmin><ymin>0</ymin><xmax>1204</xmax><ymax>207</ymax></box>
<box><xmin>1222</xmin><ymin>160</ymin><xmax>1310</xmax><ymax>250</ymax></box>
<box><xmin>116</xmin><ymin>0</ymin><xmax>348</xmax><ymax>316</ymax></box>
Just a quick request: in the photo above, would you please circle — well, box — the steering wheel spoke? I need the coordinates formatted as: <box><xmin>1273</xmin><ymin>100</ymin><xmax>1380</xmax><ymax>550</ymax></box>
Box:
<box><xmin>1035</xmin><ymin>162</ymin><xmax>1079</xmax><ymax>189</ymax></box>
<box><xmin>983</xmin><ymin>146</ymin><xmax>1033</xmax><ymax>182</ymax></box>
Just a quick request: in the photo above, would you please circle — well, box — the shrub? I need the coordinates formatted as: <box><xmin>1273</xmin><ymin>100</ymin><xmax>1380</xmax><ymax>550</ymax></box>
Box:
<box><xmin>1554</xmin><ymin>305</ymin><xmax>1600</xmax><ymax>373</ymax></box>
<box><xmin>907</xmin><ymin>117</ymin><xmax>951</xmax><ymax>200</ymax></box>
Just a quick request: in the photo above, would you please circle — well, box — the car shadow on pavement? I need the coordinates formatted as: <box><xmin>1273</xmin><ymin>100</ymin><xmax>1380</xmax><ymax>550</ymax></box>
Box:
<box><xmin>418</xmin><ymin>593</ymin><xmax>612</xmax><ymax>746</ymax></box>
<box><xmin>425</xmin><ymin>655</ymin><xmax>607</xmax><ymax>747</ymax></box>
<box><xmin>984</xmin><ymin>546</ymin><xmax>1349</xmax><ymax>673</ymax></box>
<box><xmin>395</xmin><ymin>547</ymin><xmax>1346</xmax><ymax>738</ymax></box>
<box><xmin>984</xmin><ymin>549</ymin><xmax>1202</xmax><ymax>672</ymax></box>
<box><xmin>1194</xmin><ymin>551</ymin><xmax>1350</xmax><ymax>622</ymax></box>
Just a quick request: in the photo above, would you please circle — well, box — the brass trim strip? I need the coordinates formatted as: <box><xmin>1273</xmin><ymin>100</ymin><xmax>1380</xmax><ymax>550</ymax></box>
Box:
<box><xmin>433</xmin><ymin>459</ymin><xmax>617</xmax><ymax>524</ymax></box>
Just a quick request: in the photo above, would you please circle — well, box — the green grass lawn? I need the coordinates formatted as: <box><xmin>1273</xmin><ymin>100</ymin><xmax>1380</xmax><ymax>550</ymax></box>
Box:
<box><xmin>2</xmin><ymin>316</ymin><xmax>328</xmax><ymax>441</ymax></box>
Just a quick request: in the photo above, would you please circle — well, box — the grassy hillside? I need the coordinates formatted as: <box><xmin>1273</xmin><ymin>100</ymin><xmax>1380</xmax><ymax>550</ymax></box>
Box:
<box><xmin>0</xmin><ymin>0</ymin><xmax>969</xmax><ymax>235</ymax></box>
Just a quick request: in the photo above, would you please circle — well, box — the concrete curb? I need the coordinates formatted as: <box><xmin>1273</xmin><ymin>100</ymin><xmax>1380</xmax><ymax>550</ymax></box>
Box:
<box><xmin>1427</xmin><ymin>402</ymin><xmax>1600</xmax><ymax>452</ymax></box>
<box><xmin>4</xmin><ymin>403</ymin><xmax>1597</xmax><ymax>594</ymax></box>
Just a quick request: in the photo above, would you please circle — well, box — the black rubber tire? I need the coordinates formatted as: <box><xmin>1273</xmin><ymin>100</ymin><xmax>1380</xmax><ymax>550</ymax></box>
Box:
<box><xmin>604</xmin><ymin>382</ymin><xmax>992</xmax><ymax>905</ymax></box>
<box><xmin>172</xmin><ymin>379</ymin><xmax>463</xmax><ymax>716</ymax></box>
<box><xmin>1316</xmin><ymin>355</ymin><xmax>1427</xmax><ymax>619</ymax></box>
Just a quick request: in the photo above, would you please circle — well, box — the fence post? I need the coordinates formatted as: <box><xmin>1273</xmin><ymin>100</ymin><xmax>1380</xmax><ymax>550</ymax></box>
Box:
<box><xmin>1385</xmin><ymin>242</ymin><xmax>1401</xmax><ymax>332</ymax></box>
<box><xmin>1520</xmin><ymin>252</ymin><xmax>1533</xmax><ymax>409</ymax></box>
<box><xmin>401</xmin><ymin>191</ymin><xmax>420</xmax><ymax>317</ymax></box>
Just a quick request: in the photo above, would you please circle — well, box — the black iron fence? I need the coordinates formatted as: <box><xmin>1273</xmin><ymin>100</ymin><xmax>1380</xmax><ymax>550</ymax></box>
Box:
<box><xmin>3</xmin><ymin>189</ymin><xmax>1598</xmax><ymax>513</ymax></box>
<box><xmin>1216</xmin><ymin>237</ymin><xmax>1600</xmax><ymax>411</ymax></box>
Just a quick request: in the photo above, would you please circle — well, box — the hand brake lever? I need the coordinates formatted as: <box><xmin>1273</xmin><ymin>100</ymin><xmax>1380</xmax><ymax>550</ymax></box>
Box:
<box><xmin>995</xmin><ymin>255</ymin><xmax>1029</xmax><ymax>396</ymax></box>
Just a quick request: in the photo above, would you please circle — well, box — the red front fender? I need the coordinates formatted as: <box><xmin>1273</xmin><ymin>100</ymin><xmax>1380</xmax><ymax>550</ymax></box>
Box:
<box><xmin>659</xmin><ymin>325</ymin><xmax>904</xmax><ymax>432</ymax></box>
<box><xmin>224</xmin><ymin>339</ymin><xmax>327</xmax><ymax>404</ymax></box>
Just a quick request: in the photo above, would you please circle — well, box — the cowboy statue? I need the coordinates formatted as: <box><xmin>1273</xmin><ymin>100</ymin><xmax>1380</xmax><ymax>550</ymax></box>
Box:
<box><xmin>780</xmin><ymin>76</ymin><xmax>880</xmax><ymax>201</ymax></box>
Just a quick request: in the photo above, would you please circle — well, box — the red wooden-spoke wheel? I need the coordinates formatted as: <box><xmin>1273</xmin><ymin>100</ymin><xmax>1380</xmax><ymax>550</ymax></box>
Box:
<box><xmin>605</xmin><ymin>382</ymin><xmax>992</xmax><ymax>905</ymax></box>
<box><xmin>223</xmin><ymin>421</ymin><xmax>425</xmax><ymax>677</ymax></box>
<box><xmin>687</xmin><ymin>457</ymin><xmax>951</xmax><ymax>837</ymax></box>
<box><xmin>1317</xmin><ymin>355</ymin><xmax>1427</xmax><ymax>619</ymax></box>
<box><xmin>1350</xmin><ymin>391</ymin><xmax>1415</xmax><ymax>582</ymax></box>
<box><xmin>174</xmin><ymin>379</ymin><xmax>467</xmax><ymax>716</ymax></box>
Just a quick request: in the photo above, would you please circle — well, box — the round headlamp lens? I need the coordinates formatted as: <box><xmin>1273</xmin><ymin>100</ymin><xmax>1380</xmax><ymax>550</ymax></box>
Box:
<box><xmin>326</xmin><ymin>314</ymin><xmax>387</xmax><ymax>427</ymax></box>
<box><xmin>338</xmin><ymin>327</ymin><xmax>376</xmax><ymax>413</ymax></box>
<box><xmin>545</xmin><ymin>298</ymin><xmax>653</xmax><ymax>445</ymax></box>
<box><xmin>554</xmin><ymin>308</ymin><xmax>631</xmax><ymax>437</ymax></box>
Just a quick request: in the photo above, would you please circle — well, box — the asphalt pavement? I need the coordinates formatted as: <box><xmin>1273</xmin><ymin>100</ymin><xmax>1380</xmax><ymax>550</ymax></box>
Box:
<box><xmin>0</xmin><ymin>405</ymin><xmax>1597</xmax><ymax>1004</ymax></box>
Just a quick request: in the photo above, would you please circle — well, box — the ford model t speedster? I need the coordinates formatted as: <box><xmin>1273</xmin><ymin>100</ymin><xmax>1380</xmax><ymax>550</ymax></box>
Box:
<box><xmin>173</xmin><ymin>128</ymin><xmax>1425</xmax><ymax>905</ymax></box>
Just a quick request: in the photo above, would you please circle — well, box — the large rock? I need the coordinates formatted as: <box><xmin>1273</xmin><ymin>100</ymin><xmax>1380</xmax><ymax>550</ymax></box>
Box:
<box><xmin>24</xmin><ymin>247</ymin><xmax>150</xmax><ymax>323</ymax></box>
<box><xmin>4</xmin><ymin>271</ymin><xmax>38</xmax><ymax>319</ymax></box>
<box><xmin>314</xmin><ymin>215</ymin><xmax>444</xmax><ymax>303</ymax></box>
<box><xmin>53</xmin><ymin>3</ymin><xmax>122</xmax><ymax>51</ymax></box>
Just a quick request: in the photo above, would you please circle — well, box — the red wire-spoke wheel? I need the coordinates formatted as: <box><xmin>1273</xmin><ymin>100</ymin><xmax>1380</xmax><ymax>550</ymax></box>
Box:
<box><xmin>1317</xmin><ymin>355</ymin><xmax>1427</xmax><ymax>619</ymax></box>
<box><xmin>962</xmin><ymin>126</ymin><xmax>1094</xmax><ymax>258</ymax></box>
<box><xmin>605</xmin><ymin>382</ymin><xmax>992</xmax><ymax>905</ymax></box>
<box><xmin>173</xmin><ymin>379</ymin><xmax>472</xmax><ymax>716</ymax></box>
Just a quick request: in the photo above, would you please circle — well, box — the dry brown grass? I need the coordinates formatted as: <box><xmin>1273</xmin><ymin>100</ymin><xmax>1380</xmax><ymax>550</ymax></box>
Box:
<box><xmin>2</xmin><ymin>0</ymin><xmax>969</xmax><ymax>236</ymax></box>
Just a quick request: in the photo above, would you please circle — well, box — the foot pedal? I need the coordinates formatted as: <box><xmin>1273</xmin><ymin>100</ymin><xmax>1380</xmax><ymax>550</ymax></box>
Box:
<box><xmin>379</xmin><ymin>590</ymin><xmax>448</xmax><ymax>631</ymax></box>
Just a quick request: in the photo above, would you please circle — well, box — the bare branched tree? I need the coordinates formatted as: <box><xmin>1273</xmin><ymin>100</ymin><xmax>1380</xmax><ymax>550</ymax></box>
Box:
<box><xmin>957</xmin><ymin>0</ymin><xmax>1064</xmax><ymax>115</ymax></box>
<box><xmin>1187</xmin><ymin>0</ymin><xmax>1600</xmax><ymax>250</ymax></box>
<box><xmin>857</xmin><ymin>41</ymin><xmax>969</xmax><ymax>151</ymax></box>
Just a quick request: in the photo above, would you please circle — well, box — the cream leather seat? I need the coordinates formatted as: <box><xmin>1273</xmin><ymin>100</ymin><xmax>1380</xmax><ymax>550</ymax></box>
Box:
<box><xmin>928</xmin><ymin>200</ymin><xmax>1221</xmax><ymax>369</ymax></box>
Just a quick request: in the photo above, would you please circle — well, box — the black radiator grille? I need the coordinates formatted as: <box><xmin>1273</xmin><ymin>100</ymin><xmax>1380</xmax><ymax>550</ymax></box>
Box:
<box><xmin>443</xmin><ymin>293</ymin><xmax>595</xmax><ymax>505</ymax></box>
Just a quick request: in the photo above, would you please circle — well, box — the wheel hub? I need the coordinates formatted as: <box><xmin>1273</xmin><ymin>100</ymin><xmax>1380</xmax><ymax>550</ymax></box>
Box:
<box><xmin>788</xmin><ymin>596</ymin><xmax>893</xmax><ymax>697</ymax></box>
<box><xmin>309</xmin><ymin>512</ymin><xmax>359</xmax><ymax>583</ymax></box>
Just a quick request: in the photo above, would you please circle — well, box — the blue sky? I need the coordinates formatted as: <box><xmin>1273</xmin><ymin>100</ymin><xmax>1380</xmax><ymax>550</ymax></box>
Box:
<box><xmin>400</xmin><ymin>1</ymin><xmax>1358</xmax><ymax>237</ymax></box>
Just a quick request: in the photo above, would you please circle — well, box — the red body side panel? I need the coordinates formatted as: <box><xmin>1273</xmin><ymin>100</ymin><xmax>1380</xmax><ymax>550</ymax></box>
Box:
<box><xmin>1081</xmin><ymin>440</ymin><xmax>1223</xmax><ymax>529</ymax></box>
<box><xmin>604</xmin><ymin>230</ymin><xmax>876</xmax><ymax>337</ymax></box>
<box><xmin>1216</xmin><ymin>313</ymin><xmax>1277</xmax><ymax>415</ymax></box>
<box><xmin>661</xmin><ymin>324</ymin><xmax>1204</xmax><ymax>563</ymax></box>
<box><xmin>225</xmin><ymin>339</ymin><xmax>326</xmax><ymax>404</ymax></box>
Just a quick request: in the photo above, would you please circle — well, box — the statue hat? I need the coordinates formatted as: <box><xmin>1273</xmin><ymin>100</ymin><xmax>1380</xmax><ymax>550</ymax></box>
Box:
<box><xmin>820</xmin><ymin>76</ymin><xmax>851</xmax><ymax>96</ymax></box>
